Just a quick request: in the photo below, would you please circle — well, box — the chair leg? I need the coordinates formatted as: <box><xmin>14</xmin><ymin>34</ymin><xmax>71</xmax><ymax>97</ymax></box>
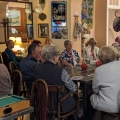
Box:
<box><xmin>101</xmin><ymin>111</ymin><xmax>105</xmax><ymax>120</ymax></box>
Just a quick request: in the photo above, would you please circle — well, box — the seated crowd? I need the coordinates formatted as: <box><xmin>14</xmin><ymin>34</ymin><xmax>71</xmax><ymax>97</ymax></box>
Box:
<box><xmin>1</xmin><ymin>36</ymin><xmax>120</xmax><ymax>120</ymax></box>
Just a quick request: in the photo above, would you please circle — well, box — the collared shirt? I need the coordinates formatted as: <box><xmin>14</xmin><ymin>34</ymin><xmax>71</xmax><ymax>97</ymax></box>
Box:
<box><xmin>19</xmin><ymin>55</ymin><xmax>38</xmax><ymax>80</ymax></box>
<box><xmin>61</xmin><ymin>69</ymin><xmax>77</xmax><ymax>92</ymax></box>
<box><xmin>83</xmin><ymin>45</ymin><xmax>99</xmax><ymax>61</ymax></box>
<box><xmin>61</xmin><ymin>49</ymin><xmax>80</xmax><ymax>66</ymax></box>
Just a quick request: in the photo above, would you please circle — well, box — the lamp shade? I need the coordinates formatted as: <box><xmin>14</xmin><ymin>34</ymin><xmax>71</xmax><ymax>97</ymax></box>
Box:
<box><xmin>15</xmin><ymin>37</ymin><xmax>22</xmax><ymax>45</ymax></box>
<box><xmin>9</xmin><ymin>37</ymin><xmax>16</xmax><ymax>42</ymax></box>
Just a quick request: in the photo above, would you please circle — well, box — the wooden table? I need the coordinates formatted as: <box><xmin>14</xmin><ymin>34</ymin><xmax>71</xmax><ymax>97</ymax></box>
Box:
<box><xmin>65</xmin><ymin>65</ymin><xmax>96</xmax><ymax>119</ymax></box>
<box><xmin>0</xmin><ymin>95</ymin><xmax>34</xmax><ymax>120</ymax></box>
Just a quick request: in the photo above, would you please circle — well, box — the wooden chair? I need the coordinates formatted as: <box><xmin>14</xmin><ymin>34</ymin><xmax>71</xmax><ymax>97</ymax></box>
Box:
<box><xmin>11</xmin><ymin>70</ymin><xmax>22</xmax><ymax>96</ymax></box>
<box><xmin>9</xmin><ymin>61</ymin><xmax>18</xmax><ymax>75</ymax></box>
<box><xmin>11</xmin><ymin>70</ymin><xmax>23</xmax><ymax>120</ymax></box>
<box><xmin>1</xmin><ymin>52</ymin><xmax>10</xmax><ymax>71</ymax></box>
<box><xmin>22</xmin><ymin>78</ymin><xmax>34</xmax><ymax>98</ymax></box>
<box><xmin>30</xmin><ymin>79</ymin><xmax>48</xmax><ymax>120</ymax></box>
<box><xmin>48</xmin><ymin>85</ymin><xmax>79</xmax><ymax>120</ymax></box>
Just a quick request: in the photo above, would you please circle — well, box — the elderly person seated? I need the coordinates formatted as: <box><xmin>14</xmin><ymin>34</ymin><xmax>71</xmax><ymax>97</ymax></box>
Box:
<box><xmin>83</xmin><ymin>38</ymin><xmax>99</xmax><ymax>63</ymax></box>
<box><xmin>61</xmin><ymin>40</ymin><xmax>81</xmax><ymax>67</ymax></box>
<box><xmin>0</xmin><ymin>64</ymin><xmax>11</xmax><ymax>96</ymax></box>
<box><xmin>34</xmin><ymin>45</ymin><xmax>78</xmax><ymax>114</ymax></box>
<box><xmin>5</xmin><ymin>40</ymin><xmax>21</xmax><ymax>67</ymax></box>
<box><xmin>44</xmin><ymin>36</ymin><xmax>54</xmax><ymax>46</ymax></box>
<box><xmin>85</xmin><ymin>46</ymin><xmax>120</xmax><ymax>120</ymax></box>
<box><xmin>19</xmin><ymin>42</ymin><xmax>42</xmax><ymax>81</ymax></box>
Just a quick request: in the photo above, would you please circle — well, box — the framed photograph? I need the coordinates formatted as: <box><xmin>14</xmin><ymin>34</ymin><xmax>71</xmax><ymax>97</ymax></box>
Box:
<box><xmin>26</xmin><ymin>24</ymin><xmax>33</xmax><ymax>38</ymax></box>
<box><xmin>51</xmin><ymin>1</ymin><xmax>67</xmax><ymax>27</ymax></box>
<box><xmin>8</xmin><ymin>9</ymin><xmax>21</xmax><ymax>26</ymax></box>
<box><xmin>52</xmin><ymin>27</ymin><xmax>68</xmax><ymax>39</ymax></box>
<box><xmin>38</xmin><ymin>24</ymin><xmax>49</xmax><ymax>38</ymax></box>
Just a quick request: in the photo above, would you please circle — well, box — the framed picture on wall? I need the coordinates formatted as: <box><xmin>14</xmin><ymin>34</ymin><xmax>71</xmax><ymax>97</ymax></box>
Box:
<box><xmin>38</xmin><ymin>24</ymin><xmax>49</xmax><ymax>38</ymax></box>
<box><xmin>8</xmin><ymin>9</ymin><xmax>21</xmax><ymax>26</ymax></box>
<box><xmin>52</xmin><ymin>27</ymin><xmax>68</xmax><ymax>39</ymax></box>
<box><xmin>51</xmin><ymin>1</ymin><xmax>67</xmax><ymax>27</ymax></box>
<box><xmin>26</xmin><ymin>24</ymin><xmax>33</xmax><ymax>38</ymax></box>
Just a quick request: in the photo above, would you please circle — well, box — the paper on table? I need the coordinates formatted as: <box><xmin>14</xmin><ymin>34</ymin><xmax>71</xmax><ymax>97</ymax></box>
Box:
<box><xmin>87</xmin><ymin>73</ymin><xmax>94</xmax><ymax>77</ymax></box>
<box><xmin>71</xmin><ymin>76</ymin><xmax>83</xmax><ymax>80</ymax></box>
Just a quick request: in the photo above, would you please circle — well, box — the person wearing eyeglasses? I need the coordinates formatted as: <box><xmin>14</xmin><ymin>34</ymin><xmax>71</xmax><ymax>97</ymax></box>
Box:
<box><xmin>83</xmin><ymin>38</ymin><xmax>99</xmax><ymax>63</ymax></box>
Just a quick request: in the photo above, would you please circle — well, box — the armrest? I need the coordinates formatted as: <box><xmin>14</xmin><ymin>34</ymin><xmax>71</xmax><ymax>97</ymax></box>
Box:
<box><xmin>60</xmin><ymin>92</ymin><xmax>79</xmax><ymax>102</ymax></box>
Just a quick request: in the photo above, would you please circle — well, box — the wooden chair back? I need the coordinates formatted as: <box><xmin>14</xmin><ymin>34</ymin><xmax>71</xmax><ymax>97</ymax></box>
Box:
<box><xmin>48</xmin><ymin>85</ymin><xmax>79</xmax><ymax>120</ymax></box>
<box><xmin>11</xmin><ymin>70</ymin><xmax>22</xmax><ymax>95</ymax></box>
<box><xmin>22</xmin><ymin>78</ymin><xmax>34</xmax><ymax>98</ymax></box>
<box><xmin>30</xmin><ymin>79</ymin><xmax>48</xmax><ymax>120</ymax></box>
<box><xmin>9</xmin><ymin>61</ymin><xmax>18</xmax><ymax>75</ymax></box>
<box><xmin>1</xmin><ymin>52</ymin><xmax>10</xmax><ymax>71</ymax></box>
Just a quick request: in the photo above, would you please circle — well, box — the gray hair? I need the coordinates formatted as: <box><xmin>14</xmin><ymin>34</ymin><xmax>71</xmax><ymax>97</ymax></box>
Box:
<box><xmin>6</xmin><ymin>40</ymin><xmax>13</xmax><ymax>47</ymax></box>
<box><xmin>28</xmin><ymin>43</ymin><xmax>41</xmax><ymax>55</ymax></box>
<box><xmin>98</xmin><ymin>46</ymin><xmax>117</xmax><ymax>64</ymax></box>
<box><xmin>64</xmin><ymin>40</ymin><xmax>71</xmax><ymax>47</ymax></box>
<box><xmin>41</xmin><ymin>46</ymin><xmax>60</xmax><ymax>61</ymax></box>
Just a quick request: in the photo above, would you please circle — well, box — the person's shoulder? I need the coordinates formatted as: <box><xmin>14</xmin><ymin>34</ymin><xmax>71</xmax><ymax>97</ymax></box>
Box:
<box><xmin>0</xmin><ymin>64</ymin><xmax>8</xmax><ymax>70</ymax></box>
<box><xmin>61</xmin><ymin>49</ymin><xmax>67</xmax><ymax>54</ymax></box>
<box><xmin>34</xmin><ymin>62</ymin><xmax>42</xmax><ymax>69</ymax></box>
<box><xmin>72</xmin><ymin>49</ymin><xmax>78</xmax><ymax>53</ymax></box>
<box><xmin>0</xmin><ymin>63</ymin><xmax>6</xmax><ymax>68</ymax></box>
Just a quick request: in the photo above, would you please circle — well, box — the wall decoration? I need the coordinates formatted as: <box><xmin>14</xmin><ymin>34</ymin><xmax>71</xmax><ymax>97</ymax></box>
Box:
<box><xmin>81</xmin><ymin>0</ymin><xmax>94</xmax><ymax>29</ymax></box>
<box><xmin>51</xmin><ymin>1</ymin><xmax>67</xmax><ymax>27</ymax></box>
<box><xmin>27</xmin><ymin>24</ymin><xmax>33</xmax><ymax>38</ymax></box>
<box><xmin>52</xmin><ymin>27</ymin><xmax>68</xmax><ymax>39</ymax></box>
<box><xmin>39</xmin><ymin>0</ymin><xmax>45</xmax><ymax>4</ymax></box>
<box><xmin>38</xmin><ymin>24</ymin><xmax>49</xmax><ymax>38</ymax></box>
<box><xmin>8</xmin><ymin>10</ymin><xmax>21</xmax><ymax>26</ymax></box>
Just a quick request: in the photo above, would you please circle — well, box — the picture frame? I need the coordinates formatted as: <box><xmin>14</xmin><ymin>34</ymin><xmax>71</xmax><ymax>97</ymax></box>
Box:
<box><xmin>52</xmin><ymin>27</ymin><xmax>68</xmax><ymax>39</ymax></box>
<box><xmin>51</xmin><ymin>1</ymin><xmax>67</xmax><ymax>27</ymax></box>
<box><xmin>38</xmin><ymin>24</ymin><xmax>49</xmax><ymax>38</ymax></box>
<box><xmin>26</xmin><ymin>24</ymin><xmax>33</xmax><ymax>38</ymax></box>
<box><xmin>8</xmin><ymin>9</ymin><xmax>21</xmax><ymax>26</ymax></box>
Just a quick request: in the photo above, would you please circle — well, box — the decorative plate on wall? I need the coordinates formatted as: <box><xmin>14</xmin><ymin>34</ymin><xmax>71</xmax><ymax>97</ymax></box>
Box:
<box><xmin>39</xmin><ymin>13</ymin><xmax>47</xmax><ymax>21</ymax></box>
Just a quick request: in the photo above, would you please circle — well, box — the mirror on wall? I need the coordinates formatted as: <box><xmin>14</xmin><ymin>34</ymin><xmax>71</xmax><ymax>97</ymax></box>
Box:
<box><xmin>0</xmin><ymin>1</ymin><xmax>33</xmax><ymax>44</ymax></box>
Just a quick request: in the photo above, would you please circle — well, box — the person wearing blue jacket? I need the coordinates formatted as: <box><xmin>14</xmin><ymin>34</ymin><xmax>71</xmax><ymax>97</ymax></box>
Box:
<box><xmin>5</xmin><ymin>40</ymin><xmax>21</xmax><ymax>67</ymax></box>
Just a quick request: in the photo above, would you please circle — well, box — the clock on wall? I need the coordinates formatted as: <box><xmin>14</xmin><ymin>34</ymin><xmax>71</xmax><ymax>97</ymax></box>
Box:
<box><xmin>39</xmin><ymin>0</ymin><xmax>45</xmax><ymax>4</ymax></box>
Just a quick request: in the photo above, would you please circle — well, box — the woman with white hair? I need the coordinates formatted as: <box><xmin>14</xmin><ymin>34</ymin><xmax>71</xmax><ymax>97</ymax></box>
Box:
<box><xmin>34</xmin><ymin>45</ymin><xmax>77</xmax><ymax>114</ymax></box>
<box><xmin>85</xmin><ymin>46</ymin><xmax>120</xmax><ymax>120</ymax></box>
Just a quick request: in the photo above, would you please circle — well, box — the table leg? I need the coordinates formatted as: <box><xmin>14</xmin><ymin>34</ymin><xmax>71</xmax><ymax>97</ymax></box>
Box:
<box><xmin>82</xmin><ymin>82</ymin><xmax>89</xmax><ymax>120</ymax></box>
